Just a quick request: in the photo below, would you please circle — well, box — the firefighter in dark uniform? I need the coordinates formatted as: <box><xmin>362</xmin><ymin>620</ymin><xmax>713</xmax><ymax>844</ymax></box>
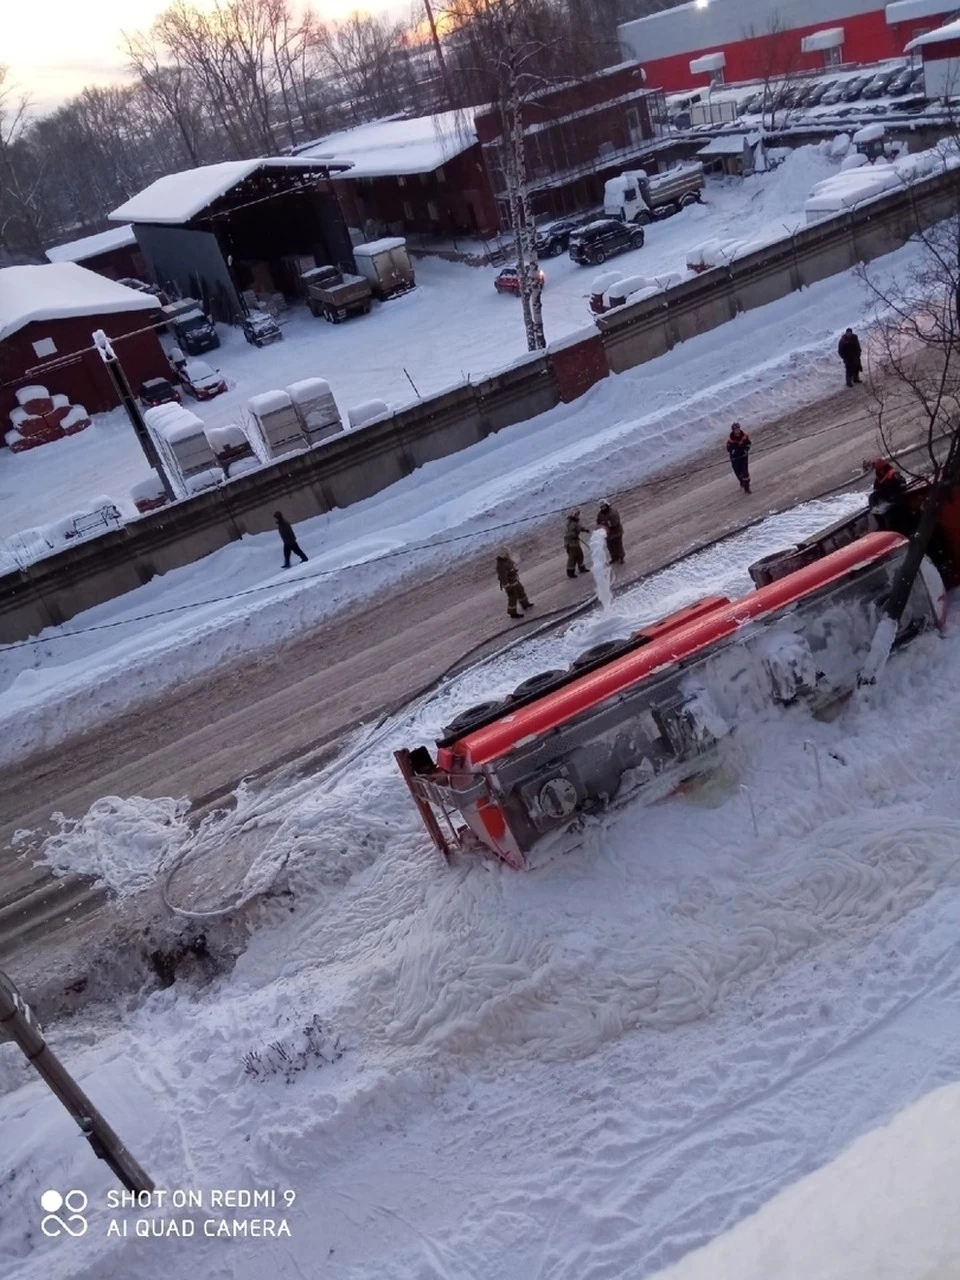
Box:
<box><xmin>564</xmin><ymin>509</ymin><xmax>588</xmax><ymax>578</ymax></box>
<box><xmin>726</xmin><ymin>423</ymin><xmax>752</xmax><ymax>493</ymax></box>
<box><xmin>596</xmin><ymin>500</ymin><xmax>625</xmax><ymax>565</ymax></box>
<box><xmin>496</xmin><ymin>549</ymin><xmax>534</xmax><ymax>619</ymax></box>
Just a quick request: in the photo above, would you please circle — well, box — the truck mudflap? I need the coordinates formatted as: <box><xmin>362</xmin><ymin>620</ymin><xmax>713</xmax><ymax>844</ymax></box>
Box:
<box><xmin>398</xmin><ymin>532</ymin><xmax>943</xmax><ymax>868</ymax></box>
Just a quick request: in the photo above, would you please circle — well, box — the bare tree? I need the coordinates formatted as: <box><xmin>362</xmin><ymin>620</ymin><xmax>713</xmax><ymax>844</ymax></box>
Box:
<box><xmin>0</xmin><ymin>67</ymin><xmax>47</xmax><ymax>257</ymax></box>
<box><xmin>744</xmin><ymin>14</ymin><xmax>802</xmax><ymax>132</ymax></box>
<box><xmin>856</xmin><ymin>151</ymin><xmax>960</xmax><ymax>681</ymax></box>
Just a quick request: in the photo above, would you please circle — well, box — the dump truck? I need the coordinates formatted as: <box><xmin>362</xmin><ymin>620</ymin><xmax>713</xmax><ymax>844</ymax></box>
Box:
<box><xmin>603</xmin><ymin>163</ymin><xmax>704</xmax><ymax>226</ymax></box>
<box><xmin>302</xmin><ymin>265</ymin><xmax>372</xmax><ymax>323</ymax></box>
<box><xmin>352</xmin><ymin>238</ymin><xmax>416</xmax><ymax>299</ymax></box>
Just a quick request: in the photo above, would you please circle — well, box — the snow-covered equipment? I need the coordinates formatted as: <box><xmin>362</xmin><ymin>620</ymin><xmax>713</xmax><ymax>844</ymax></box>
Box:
<box><xmin>286</xmin><ymin>378</ymin><xmax>343</xmax><ymax>445</ymax></box>
<box><xmin>397</xmin><ymin>531</ymin><xmax>944</xmax><ymax>869</ymax></box>
<box><xmin>130</xmin><ymin>474</ymin><xmax>170</xmax><ymax>514</ymax></box>
<box><xmin>302</xmin><ymin>265</ymin><xmax>372</xmax><ymax>322</ymax></box>
<box><xmin>348</xmin><ymin>399</ymin><xmax>389</xmax><ymax>429</ymax></box>
<box><xmin>204</xmin><ymin>423</ymin><xmax>259</xmax><ymax>478</ymax></box>
<box><xmin>242</xmin><ymin>309</ymin><xmax>283</xmax><ymax>346</ymax></box>
<box><xmin>247</xmin><ymin>390</ymin><xmax>306</xmax><ymax>458</ymax></box>
<box><xmin>145</xmin><ymin>401</ymin><xmax>219</xmax><ymax>493</ymax></box>
<box><xmin>604</xmin><ymin>163</ymin><xmax>704</xmax><ymax>226</ymax></box>
<box><xmin>352</xmin><ymin>238</ymin><xmax>416</xmax><ymax>299</ymax></box>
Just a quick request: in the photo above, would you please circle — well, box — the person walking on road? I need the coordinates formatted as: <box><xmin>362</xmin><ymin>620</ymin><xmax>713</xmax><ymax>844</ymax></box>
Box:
<box><xmin>496</xmin><ymin>549</ymin><xmax>534</xmax><ymax>619</ymax></box>
<box><xmin>596</xmin><ymin>500</ymin><xmax>625</xmax><ymax>565</ymax></box>
<box><xmin>838</xmin><ymin>327</ymin><xmax>863</xmax><ymax>387</ymax></box>
<box><xmin>565</xmin><ymin>509</ymin><xmax>589</xmax><ymax>578</ymax></box>
<box><xmin>726</xmin><ymin>423</ymin><xmax>752</xmax><ymax>494</ymax></box>
<box><xmin>274</xmin><ymin>510</ymin><xmax>308</xmax><ymax>568</ymax></box>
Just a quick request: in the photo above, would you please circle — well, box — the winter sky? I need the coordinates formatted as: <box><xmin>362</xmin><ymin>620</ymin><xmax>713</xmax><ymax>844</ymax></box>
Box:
<box><xmin>6</xmin><ymin>0</ymin><xmax>384</xmax><ymax>112</ymax></box>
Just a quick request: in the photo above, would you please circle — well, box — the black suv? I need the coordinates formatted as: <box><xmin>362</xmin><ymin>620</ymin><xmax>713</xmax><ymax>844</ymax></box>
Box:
<box><xmin>534</xmin><ymin>215</ymin><xmax>592</xmax><ymax>257</ymax></box>
<box><xmin>569</xmin><ymin>219</ymin><xmax>645</xmax><ymax>266</ymax></box>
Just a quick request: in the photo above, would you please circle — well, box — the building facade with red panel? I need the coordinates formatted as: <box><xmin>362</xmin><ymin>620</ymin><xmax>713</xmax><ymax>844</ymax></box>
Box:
<box><xmin>0</xmin><ymin>265</ymin><xmax>167</xmax><ymax>439</ymax></box>
<box><xmin>618</xmin><ymin>0</ymin><xmax>960</xmax><ymax>92</ymax></box>
<box><xmin>46</xmin><ymin>225</ymin><xmax>149</xmax><ymax>282</ymax></box>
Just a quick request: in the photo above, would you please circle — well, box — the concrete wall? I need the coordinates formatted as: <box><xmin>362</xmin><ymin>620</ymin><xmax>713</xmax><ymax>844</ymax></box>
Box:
<box><xmin>3</xmin><ymin>162</ymin><xmax>959</xmax><ymax>642</ymax></box>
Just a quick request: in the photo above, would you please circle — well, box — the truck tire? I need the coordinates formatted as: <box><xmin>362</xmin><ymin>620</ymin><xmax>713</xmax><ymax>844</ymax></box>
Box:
<box><xmin>634</xmin><ymin>211</ymin><xmax>652</xmax><ymax>226</ymax></box>
<box><xmin>570</xmin><ymin>640</ymin><xmax>630</xmax><ymax>671</ymax></box>
<box><xmin>630</xmin><ymin>229</ymin><xmax>645</xmax><ymax>249</ymax></box>
<box><xmin>443</xmin><ymin>701</ymin><xmax>505</xmax><ymax>739</ymax></box>
<box><xmin>510</xmin><ymin>670</ymin><xmax>566</xmax><ymax>701</ymax></box>
<box><xmin>680</xmin><ymin>192</ymin><xmax>698</xmax><ymax>209</ymax></box>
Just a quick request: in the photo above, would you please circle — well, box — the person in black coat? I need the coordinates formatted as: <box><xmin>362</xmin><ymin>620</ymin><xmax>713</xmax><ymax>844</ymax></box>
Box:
<box><xmin>838</xmin><ymin>328</ymin><xmax>862</xmax><ymax>387</ymax></box>
<box><xmin>274</xmin><ymin>510</ymin><xmax>308</xmax><ymax>568</ymax></box>
<box><xmin>726</xmin><ymin>423</ymin><xmax>752</xmax><ymax>493</ymax></box>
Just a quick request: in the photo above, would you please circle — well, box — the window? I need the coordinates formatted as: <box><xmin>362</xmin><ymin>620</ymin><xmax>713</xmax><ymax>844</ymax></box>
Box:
<box><xmin>824</xmin><ymin>45</ymin><xmax>842</xmax><ymax>67</ymax></box>
<box><xmin>32</xmin><ymin>337</ymin><xmax>56</xmax><ymax>358</ymax></box>
<box><xmin>402</xmin><ymin>200</ymin><xmax>414</xmax><ymax>220</ymax></box>
<box><xmin>710</xmin><ymin>68</ymin><xmax>725</xmax><ymax>85</ymax></box>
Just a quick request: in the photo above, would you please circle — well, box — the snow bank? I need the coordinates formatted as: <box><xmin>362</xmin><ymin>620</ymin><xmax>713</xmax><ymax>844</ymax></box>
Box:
<box><xmin>204</xmin><ymin>423</ymin><xmax>248</xmax><ymax>452</ymax></box>
<box><xmin>348</xmin><ymin>399</ymin><xmax>390</xmax><ymax>428</ymax></box>
<box><xmin>248</xmin><ymin>390</ymin><xmax>292</xmax><ymax>416</ymax></box>
<box><xmin>286</xmin><ymin>377</ymin><xmax>332</xmax><ymax>403</ymax></box>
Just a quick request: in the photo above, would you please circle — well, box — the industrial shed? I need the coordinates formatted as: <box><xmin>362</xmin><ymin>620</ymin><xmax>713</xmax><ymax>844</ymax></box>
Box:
<box><xmin>109</xmin><ymin>157</ymin><xmax>353</xmax><ymax>322</ymax></box>
<box><xmin>0</xmin><ymin>264</ymin><xmax>166</xmax><ymax>435</ymax></box>
<box><xmin>45</xmin><ymin>225</ymin><xmax>148</xmax><ymax>282</ymax></box>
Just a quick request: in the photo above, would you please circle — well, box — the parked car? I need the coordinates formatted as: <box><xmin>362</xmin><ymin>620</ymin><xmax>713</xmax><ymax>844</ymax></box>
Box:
<box><xmin>805</xmin><ymin>79</ymin><xmax>837</xmax><ymax>106</ymax></box>
<box><xmin>494</xmin><ymin>263</ymin><xmax>546</xmax><ymax>294</ymax></box>
<box><xmin>534</xmin><ymin>216</ymin><xmax>592</xmax><ymax>257</ymax></box>
<box><xmin>886</xmin><ymin>64</ymin><xmax>918</xmax><ymax>95</ymax></box>
<box><xmin>568</xmin><ymin>218</ymin><xmax>645</xmax><ymax>266</ymax></box>
<box><xmin>840</xmin><ymin>74</ymin><xmax>872</xmax><ymax>102</ymax></box>
<box><xmin>139</xmin><ymin>376</ymin><xmax>180</xmax><ymax>408</ymax></box>
<box><xmin>862</xmin><ymin>68</ymin><xmax>900</xmax><ymax>99</ymax></box>
<box><xmin>241</xmin><ymin>309</ymin><xmax>283</xmax><ymax>346</ymax></box>
<box><xmin>820</xmin><ymin>79</ymin><xmax>850</xmax><ymax>106</ymax></box>
<box><xmin>179</xmin><ymin>359</ymin><xmax>227</xmax><ymax>400</ymax></box>
<box><xmin>739</xmin><ymin>92</ymin><xmax>763</xmax><ymax>114</ymax></box>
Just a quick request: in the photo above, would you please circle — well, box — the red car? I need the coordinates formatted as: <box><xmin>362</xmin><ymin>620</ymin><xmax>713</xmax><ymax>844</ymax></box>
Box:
<box><xmin>179</xmin><ymin>359</ymin><xmax>227</xmax><ymax>401</ymax></box>
<box><xmin>495</xmin><ymin>263</ymin><xmax>546</xmax><ymax>295</ymax></box>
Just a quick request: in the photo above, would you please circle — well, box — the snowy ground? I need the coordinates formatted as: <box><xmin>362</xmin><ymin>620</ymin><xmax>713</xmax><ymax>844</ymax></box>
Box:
<box><xmin>0</xmin><ymin>144</ymin><xmax>844</xmax><ymax>544</ymax></box>
<box><xmin>3</xmin><ymin>497</ymin><xmax>960</xmax><ymax>1279</ymax></box>
<box><xmin>0</xmin><ymin>220</ymin><xmax>929</xmax><ymax>765</ymax></box>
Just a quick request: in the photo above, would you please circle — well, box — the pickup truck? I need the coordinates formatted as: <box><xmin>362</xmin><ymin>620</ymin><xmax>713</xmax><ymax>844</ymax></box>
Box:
<box><xmin>302</xmin><ymin>265</ymin><xmax>372</xmax><ymax>323</ymax></box>
<box><xmin>604</xmin><ymin>163</ymin><xmax>704</xmax><ymax>226</ymax></box>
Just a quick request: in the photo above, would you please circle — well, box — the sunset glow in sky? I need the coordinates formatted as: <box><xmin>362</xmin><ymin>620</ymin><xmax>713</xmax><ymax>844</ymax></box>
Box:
<box><xmin>6</xmin><ymin>0</ymin><xmax>387</xmax><ymax>112</ymax></box>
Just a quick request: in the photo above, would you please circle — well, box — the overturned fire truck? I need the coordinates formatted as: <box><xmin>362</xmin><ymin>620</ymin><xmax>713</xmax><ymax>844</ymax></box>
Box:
<box><xmin>397</xmin><ymin>493</ymin><xmax>960</xmax><ymax>869</ymax></box>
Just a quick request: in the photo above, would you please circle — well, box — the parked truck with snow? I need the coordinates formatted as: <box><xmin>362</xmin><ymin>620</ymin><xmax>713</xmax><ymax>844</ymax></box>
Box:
<box><xmin>302</xmin><ymin>265</ymin><xmax>372</xmax><ymax>323</ymax></box>
<box><xmin>352</xmin><ymin>238</ymin><xmax>416</xmax><ymax>299</ymax></box>
<box><xmin>161</xmin><ymin>299</ymin><xmax>220</xmax><ymax>355</ymax></box>
<box><xmin>604</xmin><ymin>163</ymin><xmax>704</xmax><ymax>226</ymax></box>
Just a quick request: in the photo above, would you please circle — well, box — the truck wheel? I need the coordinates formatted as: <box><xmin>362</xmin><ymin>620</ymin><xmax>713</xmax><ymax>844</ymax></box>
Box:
<box><xmin>680</xmin><ymin>192</ymin><xmax>698</xmax><ymax>208</ymax></box>
<box><xmin>635</xmin><ymin>211</ymin><xmax>652</xmax><ymax>226</ymax></box>
<box><xmin>630</xmin><ymin>230</ymin><xmax>645</xmax><ymax>249</ymax></box>
<box><xmin>510</xmin><ymin>670</ymin><xmax>565</xmax><ymax>701</ymax></box>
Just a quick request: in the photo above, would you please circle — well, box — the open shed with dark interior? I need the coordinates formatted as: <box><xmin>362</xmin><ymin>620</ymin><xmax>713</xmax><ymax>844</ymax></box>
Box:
<box><xmin>110</xmin><ymin>158</ymin><xmax>353</xmax><ymax>322</ymax></box>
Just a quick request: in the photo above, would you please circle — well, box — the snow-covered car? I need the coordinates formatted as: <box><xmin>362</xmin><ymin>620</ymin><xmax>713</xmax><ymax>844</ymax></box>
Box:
<box><xmin>139</xmin><ymin>376</ymin><xmax>180</xmax><ymax>408</ymax></box>
<box><xmin>179</xmin><ymin>360</ymin><xmax>227</xmax><ymax>400</ymax></box>
<box><xmin>862</xmin><ymin>68</ymin><xmax>900</xmax><ymax>99</ymax></box>
<box><xmin>494</xmin><ymin>264</ymin><xmax>546</xmax><ymax>294</ymax></box>
<box><xmin>568</xmin><ymin>219</ymin><xmax>645</xmax><ymax>266</ymax></box>
<box><xmin>241</xmin><ymin>310</ymin><xmax>283</xmax><ymax>347</ymax></box>
<box><xmin>534</xmin><ymin>216</ymin><xmax>592</xmax><ymax>257</ymax></box>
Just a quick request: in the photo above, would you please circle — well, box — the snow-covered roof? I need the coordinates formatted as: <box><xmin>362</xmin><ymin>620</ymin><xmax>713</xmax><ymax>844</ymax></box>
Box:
<box><xmin>906</xmin><ymin>17</ymin><xmax>960</xmax><ymax>46</ymax></box>
<box><xmin>353</xmin><ymin>237</ymin><xmax>406</xmax><ymax>256</ymax></box>
<box><xmin>698</xmin><ymin>132</ymin><xmax>762</xmax><ymax>155</ymax></box>
<box><xmin>297</xmin><ymin>110</ymin><xmax>478</xmax><ymax>179</ymax></box>
<box><xmin>801</xmin><ymin>27</ymin><xmax>845</xmax><ymax>52</ymax></box>
<box><xmin>45</xmin><ymin>225</ymin><xmax>137</xmax><ymax>264</ymax></box>
<box><xmin>0</xmin><ymin>263</ymin><xmax>158</xmax><ymax>341</ymax></box>
<box><xmin>108</xmin><ymin>157</ymin><xmax>348</xmax><ymax>226</ymax></box>
<box><xmin>887</xmin><ymin>0</ymin><xmax>960</xmax><ymax>24</ymax></box>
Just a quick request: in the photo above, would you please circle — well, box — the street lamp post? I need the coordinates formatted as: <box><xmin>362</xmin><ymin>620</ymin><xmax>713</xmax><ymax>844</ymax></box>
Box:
<box><xmin>92</xmin><ymin>329</ymin><xmax>176</xmax><ymax>503</ymax></box>
<box><xmin>0</xmin><ymin>970</ymin><xmax>154</xmax><ymax>1193</ymax></box>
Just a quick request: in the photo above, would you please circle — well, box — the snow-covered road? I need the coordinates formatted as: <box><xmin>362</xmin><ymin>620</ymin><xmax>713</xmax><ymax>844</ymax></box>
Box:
<box><xmin>3</xmin><ymin>499</ymin><xmax>960</xmax><ymax>1279</ymax></box>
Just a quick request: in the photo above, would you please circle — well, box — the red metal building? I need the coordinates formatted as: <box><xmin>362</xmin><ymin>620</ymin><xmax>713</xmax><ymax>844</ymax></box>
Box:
<box><xmin>45</xmin><ymin>225</ymin><xmax>149</xmax><ymax>282</ymax></box>
<box><xmin>0</xmin><ymin>265</ymin><xmax>167</xmax><ymax>438</ymax></box>
<box><xmin>618</xmin><ymin>0</ymin><xmax>960</xmax><ymax>92</ymax></box>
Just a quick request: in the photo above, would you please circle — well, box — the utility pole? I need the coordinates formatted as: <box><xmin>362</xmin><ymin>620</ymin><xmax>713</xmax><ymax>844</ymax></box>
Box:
<box><xmin>92</xmin><ymin>329</ymin><xmax>176</xmax><ymax>503</ymax></box>
<box><xmin>0</xmin><ymin>970</ymin><xmax>154</xmax><ymax>1193</ymax></box>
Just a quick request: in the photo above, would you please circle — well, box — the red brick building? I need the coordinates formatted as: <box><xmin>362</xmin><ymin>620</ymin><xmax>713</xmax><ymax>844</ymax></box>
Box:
<box><xmin>0</xmin><ymin>264</ymin><xmax>167</xmax><ymax>437</ymax></box>
<box><xmin>45</xmin><ymin>225</ymin><xmax>149</xmax><ymax>282</ymax></box>
<box><xmin>298</xmin><ymin>110</ymin><xmax>501</xmax><ymax>240</ymax></box>
<box><xmin>474</xmin><ymin>63</ymin><xmax>670</xmax><ymax>226</ymax></box>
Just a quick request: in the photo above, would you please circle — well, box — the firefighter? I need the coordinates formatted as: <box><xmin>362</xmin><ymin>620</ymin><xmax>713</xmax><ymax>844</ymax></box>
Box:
<box><xmin>838</xmin><ymin>327</ymin><xmax>863</xmax><ymax>387</ymax></box>
<box><xmin>496</xmin><ymin>548</ymin><xmax>534</xmax><ymax>619</ymax></box>
<box><xmin>564</xmin><ymin>509</ymin><xmax>588</xmax><ymax>578</ymax></box>
<box><xmin>870</xmin><ymin>458</ymin><xmax>911</xmax><ymax>512</ymax></box>
<box><xmin>274</xmin><ymin>510</ymin><xmax>308</xmax><ymax>568</ymax></box>
<box><xmin>726</xmin><ymin>423</ymin><xmax>752</xmax><ymax>493</ymax></box>
<box><xmin>596</xmin><ymin>500</ymin><xmax>625</xmax><ymax>565</ymax></box>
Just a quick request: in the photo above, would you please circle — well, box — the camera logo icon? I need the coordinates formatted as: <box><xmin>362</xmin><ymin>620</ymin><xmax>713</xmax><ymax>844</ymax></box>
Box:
<box><xmin>40</xmin><ymin>1189</ymin><xmax>88</xmax><ymax>1238</ymax></box>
